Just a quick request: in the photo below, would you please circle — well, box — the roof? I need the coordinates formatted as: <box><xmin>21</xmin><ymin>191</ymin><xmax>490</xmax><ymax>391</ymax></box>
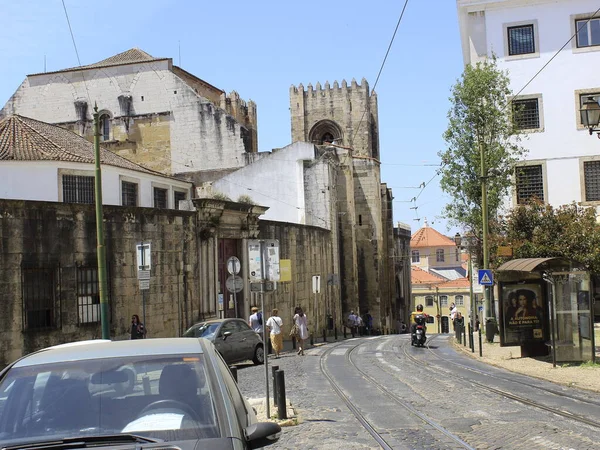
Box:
<box><xmin>411</xmin><ymin>266</ymin><xmax>446</xmax><ymax>284</ymax></box>
<box><xmin>13</xmin><ymin>338</ymin><xmax>205</xmax><ymax>368</ymax></box>
<box><xmin>411</xmin><ymin>224</ymin><xmax>456</xmax><ymax>248</ymax></box>
<box><xmin>430</xmin><ymin>267</ymin><xmax>466</xmax><ymax>280</ymax></box>
<box><xmin>438</xmin><ymin>277</ymin><xmax>470</xmax><ymax>289</ymax></box>
<box><xmin>28</xmin><ymin>48</ymin><xmax>169</xmax><ymax>77</ymax></box>
<box><xmin>0</xmin><ymin>114</ymin><xmax>165</xmax><ymax>176</ymax></box>
<box><xmin>496</xmin><ymin>257</ymin><xmax>568</xmax><ymax>272</ymax></box>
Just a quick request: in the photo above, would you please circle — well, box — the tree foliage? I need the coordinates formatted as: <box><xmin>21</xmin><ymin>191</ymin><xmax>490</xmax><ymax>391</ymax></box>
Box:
<box><xmin>494</xmin><ymin>201</ymin><xmax>600</xmax><ymax>273</ymax></box>
<box><xmin>439</xmin><ymin>56</ymin><xmax>527</xmax><ymax>258</ymax></box>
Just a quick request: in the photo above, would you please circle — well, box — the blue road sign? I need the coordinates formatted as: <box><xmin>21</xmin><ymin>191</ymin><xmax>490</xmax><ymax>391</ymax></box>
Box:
<box><xmin>478</xmin><ymin>269</ymin><xmax>494</xmax><ymax>286</ymax></box>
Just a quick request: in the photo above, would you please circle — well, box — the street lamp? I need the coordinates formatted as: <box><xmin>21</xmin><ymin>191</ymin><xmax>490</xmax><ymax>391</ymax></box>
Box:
<box><xmin>580</xmin><ymin>96</ymin><xmax>600</xmax><ymax>138</ymax></box>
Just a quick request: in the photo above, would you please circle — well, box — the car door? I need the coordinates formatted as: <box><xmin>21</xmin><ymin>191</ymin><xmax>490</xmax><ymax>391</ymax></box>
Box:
<box><xmin>214</xmin><ymin>321</ymin><xmax>240</xmax><ymax>364</ymax></box>
<box><xmin>234</xmin><ymin>320</ymin><xmax>258</xmax><ymax>361</ymax></box>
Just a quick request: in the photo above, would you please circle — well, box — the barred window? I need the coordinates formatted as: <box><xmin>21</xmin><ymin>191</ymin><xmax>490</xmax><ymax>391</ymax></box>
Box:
<box><xmin>122</xmin><ymin>181</ymin><xmax>138</xmax><ymax>206</ymax></box>
<box><xmin>62</xmin><ymin>175</ymin><xmax>95</xmax><ymax>204</ymax></box>
<box><xmin>411</xmin><ymin>250</ymin><xmax>420</xmax><ymax>263</ymax></box>
<box><xmin>576</xmin><ymin>18</ymin><xmax>600</xmax><ymax>48</ymax></box>
<box><xmin>455</xmin><ymin>295</ymin><xmax>464</xmax><ymax>306</ymax></box>
<box><xmin>584</xmin><ymin>160</ymin><xmax>600</xmax><ymax>201</ymax></box>
<box><xmin>508</xmin><ymin>24</ymin><xmax>535</xmax><ymax>55</ymax></box>
<box><xmin>77</xmin><ymin>266</ymin><xmax>100</xmax><ymax>324</ymax></box>
<box><xmin>174</xmin><ymin>191</ymin><xmax>187</xmax><ymax>210</ymax></box>
<box><xmin>512</xmin><ymin>98</ymin><xmax>540</xmax><ymax>130</ymax></box>
<box><xmin>153</xmin><ymin>187</ymin><xmax>168</xmax><ymax>209</ymax></box>
<box><xmin>22</xmin><ymin>267</ymin><xmax>58</xmax><ymax>329</ymax></box>
<box><xmin>436</xmin><ymin>249</ymin><xmax>445</xmax><ymax>262</ymax></box>
<box><xmin>516</xmin><ymin>165</ymin><xmax>544</xmax><ymax>204</ymax></box>
<box><xmin>425</xmin><ymin>296</ymin><xmax>434</xmax><ymax>307</ymax></box>
<box><xmin>439</xmin><ymin>295</ymin><xmax>448</xmax><ymax>307</ymax></box>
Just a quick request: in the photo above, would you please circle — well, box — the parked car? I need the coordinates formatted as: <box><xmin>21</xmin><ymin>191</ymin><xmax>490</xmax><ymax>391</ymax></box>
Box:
<box><xmin>184</xmin><ymin>318</ymin><xmax>265</xmax><ymax>365</ymax></box>
<box><xmin>0</xmin><ymin>338</ymin><xmax>281</xmax><ymax>449</ymax></box>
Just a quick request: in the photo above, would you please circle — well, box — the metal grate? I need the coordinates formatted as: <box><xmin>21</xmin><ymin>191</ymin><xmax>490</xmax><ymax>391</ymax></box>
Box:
<box><xmin>436</xmin><ymin>249</ymin><xmax>445</xmax><ymax>262</ymax></box>
<box><xmin>154</xmin><ymin>187</ymin><xmax>168</xmax><ymax>209</ymax></box>
<box><xmin>455</xmin><ymin>295</ymin><xmax>464</xmax><ymax>306</ymax></box>
<box><xmin>516</xmin><ymin>165</ymin><xmax>544</xmax><ymax>204</ymax></box>
<box><xmin>576</xmin><ymin>18</ymin><xmax>600</xmax><ymax>48</ymax></box>
<box><xmin>122</xmin><ymin>181</ymin><xmax>138</xmax><ymax>206</ymax></box>
<box><xmin>62</xmin><ymin>175</ymin><xmax>95</xmax><ymax>204</ymax></box>
<box><xmin>512</xmin><ymin>98</ymin><xmax>540</xmax><ymax>130</ymax></box>
<box><xmin>411</xmin><ymin>250</ymin><xmax>420</xmax><ymax>263</ymax></box>
<box><xmin>508</xmin><ymin>24</ymin><xmax>535</xmax><ymax>55</ymax></box>
<box><xmin>77</xmin><ymin>266</ymin><xmax>100</xmax><ymax>324</ymax></box>
<box><xmin>584</xmin><ymin>160</ymin><xmax>600</xmax><ymax>201</ymax></box>
<box><xmin>174</xmin><ymin>191</ymin><xmax>187</xmax><ymax>210</ymax></box>
<box><xmin>22</xmin><ymin>267</ymin><xmax>57</xmax><ymax>329</ymax></box>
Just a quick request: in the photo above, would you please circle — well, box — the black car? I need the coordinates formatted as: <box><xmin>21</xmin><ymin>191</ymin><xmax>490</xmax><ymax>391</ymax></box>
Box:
<box><xmin>184</xmin><ymin>318</ymin><xmax>264</xmax><ymax>365</ymax></box>
<box><xmin>0</xmin><ymin>338</ymin><xmax>281</xmax><ymax>449</ymax></box>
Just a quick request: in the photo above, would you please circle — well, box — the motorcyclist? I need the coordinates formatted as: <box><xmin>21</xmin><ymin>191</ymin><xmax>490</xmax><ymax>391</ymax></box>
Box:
<box><xmin>410</xmin><ymin>304</ymin><xmax>428</xmax><ymax>338</ymax></box>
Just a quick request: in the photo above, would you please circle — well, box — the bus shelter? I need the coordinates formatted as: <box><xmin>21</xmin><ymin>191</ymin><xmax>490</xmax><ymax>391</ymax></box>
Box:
<box><xmin>496</xmin><ymin>258</ymin><xmax>595</xmax><ymax>365</ymax></box>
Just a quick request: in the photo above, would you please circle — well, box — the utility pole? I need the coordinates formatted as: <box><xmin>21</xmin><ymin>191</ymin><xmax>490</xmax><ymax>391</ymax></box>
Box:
<box><xmin>93</xmin><ymin>105</ymin><xmax>110</xmax><ymax>339</ymax></box>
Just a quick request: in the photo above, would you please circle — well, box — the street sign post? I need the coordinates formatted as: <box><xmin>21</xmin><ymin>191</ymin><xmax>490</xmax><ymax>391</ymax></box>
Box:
<box><xmin>226</xmin><ymin>257</ymin><xmax>242</xmax><ymax>317</ymax></box>
<box><xmin>136</xmin><ymin>242</ymin><xmax>152</xmax><ymax>325</ymax></box>
<box><xmin>478</xmin><ymin>269</ymin><xmax>494</xmax><ymax>286</ymax></box>
<box><xmin>227</xmin><ymin>256</ymin><xmax>241</xmax><ymax>275</ymax></box>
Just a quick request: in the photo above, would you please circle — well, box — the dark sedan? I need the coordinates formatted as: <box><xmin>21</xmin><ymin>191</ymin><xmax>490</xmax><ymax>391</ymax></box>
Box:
<box><xmin>0</xmin><ymin>338</ymin><xmax>281</xmax><ymax>449</ymax></box>
<box><xmin>184</xmin><ymin>319</ymin><xmax>264</xmax><ymax>366</ymax></box>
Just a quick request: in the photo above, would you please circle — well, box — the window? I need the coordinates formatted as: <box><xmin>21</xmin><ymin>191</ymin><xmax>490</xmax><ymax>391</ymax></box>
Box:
<box><xmin>455</xmin><ymin>295</ymin><xmax>464</xmax><ymax>306</ymax></box>
<box><xmin>62</xmin><ymin>175</ymin><xmax>95</xmax><ymax>204</ymax></box>
<box><xmin>439</xmin><ymin>295</ymin><xmax>448</xmax><ymax>307</ymax></box>
<box><xmin>512</xmin><ymin>98</ymin><xmax>540</xmax><ymax>130</ymax></box>
<box><xmin>436</xmin><ymin>249</ymin><xmax>444</xmax><ymax>262</ymax></box>
<box><xmin>77</xmin><ymin>266</ymin><xmax>100</xmax><ymax>324</ymax></box>
<box><xmin>411</xmin><ymin>250</ymin><xmax>420</xmax><ymax>263</ymax></box>
<box><xmin>153</xmin><ymin>187</ymin><xmax>168</xmax><ymax>209</ymax></box>
<box><xmin>583</xmin><ymin>160</ymin><xmax>600</xmax><ymax>201</ymax></box>
<box><xmin>121</xmin><ymin>181</ymin><xmax>138</xmax><ymax>206</ymax></box>
<box><xmin>576</xmin><ymin>17</ymin><xmax>600</xmax><ymax>48</ymax></box>
<box><xmin>508</xmin><ymin>24</ymin><xmax>535</xmax><ymax>55</ymax></box>
<box><xmin>516</xmin><ymin>164</ymin><xmax>544</xmax><ymax>204</ymax></box>
<box><xmin>99</xmin><ymin>114</ymin><xmax>110</xmax><ymax>142</ymax></box>
<box><xmin>174</xmin><ymin>190</ymin><xmax>187</xmax><ymax>209</ymax></box>
<box><xmin>425</xmin><ymin>296</ymin><xmax>434</xmax><ymax>307</ymax></box>
<box><xmin>22</xmin><ymin>267</ymin><xmax>57</xmax><ymax>329</ymax></box>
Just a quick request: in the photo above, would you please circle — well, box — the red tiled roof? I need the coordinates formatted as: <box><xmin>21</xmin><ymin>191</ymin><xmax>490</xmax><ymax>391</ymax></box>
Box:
<box><xmin>438</xmin><ymin>278</ymin><xmax>470</xmax><ymax>288</ymax></box>
<box><xmin>411</xmin><ymin>266</ymin><xmax>446</xmax><ymax>284</ymax></box>
<box><xmin>411</xmin><ymin>225</ymin><xmax>457</xmax><ymax>248</ymax></box>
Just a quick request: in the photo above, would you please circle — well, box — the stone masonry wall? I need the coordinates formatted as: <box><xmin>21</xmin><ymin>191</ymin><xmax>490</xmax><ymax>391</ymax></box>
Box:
<box><xmin>0</xmin><ymin>200</ymin><xmax>199</xmax><ymax>368</ymax></box>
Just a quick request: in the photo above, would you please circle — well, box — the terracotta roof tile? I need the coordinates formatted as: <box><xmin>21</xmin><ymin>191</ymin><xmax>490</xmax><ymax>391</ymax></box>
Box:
<box><xmin>411</xmin><ymin>225</ymin><xmax>457</xmax><ymax>248</ymax></box>
<box><xmin>411</xmin><ymin>266</ymin><xmax>446</xmax><ymax>284</ymax></box>
<box><xmin>438</xmin><ymin>278</ymin><xmax>470</xmax><ymax>288</ymax></box>
<box><xmin>0</xmin><ymin>114</ymin><xmax>162</xmax><ymax>176</ymax></box>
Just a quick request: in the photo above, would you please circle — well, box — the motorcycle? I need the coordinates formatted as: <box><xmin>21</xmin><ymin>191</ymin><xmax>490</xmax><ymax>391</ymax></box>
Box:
<box><xmin>411</xmin><ymin>314</ymin><xmax>427</xmax><ymax>347</ymax></box>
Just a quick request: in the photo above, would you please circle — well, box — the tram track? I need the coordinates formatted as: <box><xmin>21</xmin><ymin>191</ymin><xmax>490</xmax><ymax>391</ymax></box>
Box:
<box><xmin>319</xmin><ymin>338</ymin><xmax>475</xmax><ymax>450</ymax></box>
<box><xmin>398</xmin><ymin>335</ymin><xmax>600</xmax><ymax>430</ymax></box>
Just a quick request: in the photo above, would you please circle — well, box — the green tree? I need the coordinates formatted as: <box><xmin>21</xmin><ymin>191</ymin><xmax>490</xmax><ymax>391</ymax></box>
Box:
<box><xmin>439</xmin><ymin>56</ymin><xmax>527</xmax><ymax>262</ymax></box>
<box><xmin>495</xmin><ymin>201</ymin><xmax>600</xmax><ymax>273</ymax></box>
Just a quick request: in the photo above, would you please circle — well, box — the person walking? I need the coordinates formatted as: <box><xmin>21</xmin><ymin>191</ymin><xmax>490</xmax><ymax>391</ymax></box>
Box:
<box><xmin>266</xmin><ymin>308</ymin><xmax>284</xmax><ymax>358</ymax></box>
<box><xmin>347</xmin><ymin>310</ymin><xmax>357</xmax><ymax>337</ymax></box>
<box><xmin>293</xmin><ymin>306</ymin><xmax>309</xmax><ymax>356</ymax></box>
<box><xmin>248</xmin><ymin>306</ymin><xmax>263</xmax><ymax>334</ymax></box>
<box><xmin>130</xmin><ymin>314</ymin><xmax>146</xmax><ymax>340</ymax></box>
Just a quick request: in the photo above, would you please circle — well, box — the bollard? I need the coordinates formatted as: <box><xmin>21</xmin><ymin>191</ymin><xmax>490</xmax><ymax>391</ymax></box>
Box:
<box><xmin>292</xmin><ymin>336</ymin><xmax>296</xmax><ymax>350</ymax></box>
<box><xmin>275</xmin><ymin>370</ymin><xmax>287</xmax><ymax>420</ymax></box>
<box><xmin>230</xmin><ymin>366</ymin><xmax>238</xmax><ymax>383</ymax></box>
<box><xmin>478</xmin><ymin>327</ymin><xmax>483</xmax><ymax>357</ymax></box>
<box><xmin>343</xmin><ymin>327</ymin><xmax>347</xmax><ymax>339</ymax></box>
<box><xmin>310</xmin><ymin>333</ymin><xmax>314</xmax><ymax>346</ymax></box>
<box><xmin>271</xmin><ymin>365</ymin><xmax>279</xmax><ymax>407</ymax></box>
<box><xmin>335</xmin><ymin>326</ymin><xmax>338</xmax><ymax>340</ymax></box>
<box><xmin>323</xmin><ymin>328</ymin><xmax>327</xmax><ymax>343</ymax></box>
<box><xmin>463</xmin><ymin>325</ymin><xmax>467</xmax><ymax>347</ymax></box>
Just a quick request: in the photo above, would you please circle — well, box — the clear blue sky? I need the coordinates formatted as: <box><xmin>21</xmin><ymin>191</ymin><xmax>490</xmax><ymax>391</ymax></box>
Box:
<box><xmin>0</xmin><ymin>0</ymin><xmax>465</xmax><ymax>235</ymax></box>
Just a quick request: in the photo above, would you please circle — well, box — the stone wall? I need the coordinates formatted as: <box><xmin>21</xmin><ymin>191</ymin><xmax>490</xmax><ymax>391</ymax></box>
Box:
<box><xmin>0</xmin><ymin>199</ymin><xmax>199</xmax><ymax>368</ymax></box>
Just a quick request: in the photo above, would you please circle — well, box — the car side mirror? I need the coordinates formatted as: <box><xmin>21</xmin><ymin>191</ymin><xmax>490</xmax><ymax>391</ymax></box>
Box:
<box><xmin>222</xmin><ymin>331</ymin><xmax>232</xmax><ymax>340</ymax></box>
<box><xmin>245</xmin><ymin>422</ymin><xmax>282</xmax><ymax>448</ymax></box>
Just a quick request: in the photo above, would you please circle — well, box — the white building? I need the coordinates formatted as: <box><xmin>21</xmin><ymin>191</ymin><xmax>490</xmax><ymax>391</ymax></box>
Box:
<box><xmin>457</xmin><ymin>0</ymin><xmax>600</xmax><ymax>209</ymax></box>
<box><xmin>0</xmin><ymin>115</ymin><xmax>191</xmax><ymax>208</ymax></box>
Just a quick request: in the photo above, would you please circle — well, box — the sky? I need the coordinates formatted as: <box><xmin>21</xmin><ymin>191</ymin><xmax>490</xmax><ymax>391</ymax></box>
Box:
<box><xmin>0</xmin><ymin>0</ymin><xmax>465</xmax><ymax>235</ymax></box>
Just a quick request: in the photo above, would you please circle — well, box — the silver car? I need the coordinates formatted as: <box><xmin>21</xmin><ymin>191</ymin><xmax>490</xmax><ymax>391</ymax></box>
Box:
<box><xmin>184</xmin><ymin>318</ymin><xmax>265</xmax><ymax>365</ymax></box>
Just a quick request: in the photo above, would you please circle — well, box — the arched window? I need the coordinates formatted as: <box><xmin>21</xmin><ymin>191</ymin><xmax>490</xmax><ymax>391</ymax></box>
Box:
<box><xmin>411</xmin><ymin>250</ymin><xmax>420</xmax><ymax>263</ymax></box>
<box><xmin>99</xmin><ymin>113</ymin><xmax>111</xmax><ymax>142</ymax></box>
<box><xmin>436</xmin><ymin>249</ymin><xmax>445</xmax><ymax>262</ymax></box>
<box><xmin>308</xmin><ymin>120</ymin><xmax>343</xmax><ymax>145</ymax></box>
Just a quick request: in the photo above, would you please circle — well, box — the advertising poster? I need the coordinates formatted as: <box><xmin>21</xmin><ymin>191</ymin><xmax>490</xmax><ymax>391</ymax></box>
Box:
<box><xmin>501</xmin><ymin>283</ymin><xmax>545</xmax><ymax>346</ymax></box>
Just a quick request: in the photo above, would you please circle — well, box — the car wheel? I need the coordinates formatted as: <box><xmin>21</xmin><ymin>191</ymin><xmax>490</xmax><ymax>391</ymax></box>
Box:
<box><xmin>252</xmin><ymin>344</ymin><xmax>264</xmax><ymax>365</ymax></box>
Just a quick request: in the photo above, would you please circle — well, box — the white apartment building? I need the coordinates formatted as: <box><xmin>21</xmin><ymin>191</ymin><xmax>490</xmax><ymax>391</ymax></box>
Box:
<box><xmin>457</xmin><ymin>0</ymin><xmax>600</xmax><ymax>209</ymax></box>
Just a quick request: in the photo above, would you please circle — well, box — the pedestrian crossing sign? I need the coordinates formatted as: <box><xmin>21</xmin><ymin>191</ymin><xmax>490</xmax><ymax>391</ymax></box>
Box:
<box><xmin>478</xmin><ymin>269</ymin><xmax>494</xmax><ymax>286</ymax></box>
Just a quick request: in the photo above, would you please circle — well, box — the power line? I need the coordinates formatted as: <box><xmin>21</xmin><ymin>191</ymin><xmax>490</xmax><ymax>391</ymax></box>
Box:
<box><xmin>60</xmin><ymin>0</ymin><xmax>91</xmax><ymax>106</ymax></box>
<box><xmin>351</xmin><ymin>0</ymin><xmax>410</xmax><ymax>145</ymax></box>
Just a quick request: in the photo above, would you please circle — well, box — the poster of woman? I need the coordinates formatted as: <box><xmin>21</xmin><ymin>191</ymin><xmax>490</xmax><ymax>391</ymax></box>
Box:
<box><xmin>501</xmin><ymin>283</ymin><xmax>545</xmax><ymax>346</ymax></box>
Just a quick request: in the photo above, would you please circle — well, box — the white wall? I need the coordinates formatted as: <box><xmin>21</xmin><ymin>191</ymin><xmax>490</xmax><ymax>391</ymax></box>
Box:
<box><xmin>211</xmin><ymin>142</ymin><xmax>320</xmax><ymax>225</ymax></box>
<box><xmin>0</xmin><ymin>161</ymin><xmax>191</xmax><ymax>208</ymax></box>
<box><xmin>459</xmin><ymin>0</ymin><xmax>600</xmax><ymax>208</ymax></box>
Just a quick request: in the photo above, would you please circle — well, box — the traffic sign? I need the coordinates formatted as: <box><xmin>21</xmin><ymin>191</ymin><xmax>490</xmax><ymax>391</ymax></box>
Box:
<box><xmin>312</xmin><ymin>275</ymin><xmax>320</xmax><ymax>294</ymax></box>
<box><xmin>226</xmin><ymin>275</ymin><xmax>244</xmax><ymax>293</ymax></box>
<box><xmin>226</xmin><ymin>256</ymin><xmax>241</xmax><ymax>275</ymax></box>
<box><xmin>136</xmin><ymin>242</ymin><xmax>151</xmax><ymax>271</ymax></box>
<box><xmin>478</xmin><ymin>269</ymin><xmax>494</xmax><ymax>286</ymax></box>
<box><xmin>139</xmin><ymin>279</ymin><xmax>150</xmax><ymax>290</ymax></box>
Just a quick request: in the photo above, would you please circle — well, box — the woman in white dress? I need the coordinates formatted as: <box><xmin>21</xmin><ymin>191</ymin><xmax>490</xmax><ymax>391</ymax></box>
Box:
<box><xmin>293</xmin><ymin>306</ymin><xmax>309</xmax><ymax>356</ymax></box>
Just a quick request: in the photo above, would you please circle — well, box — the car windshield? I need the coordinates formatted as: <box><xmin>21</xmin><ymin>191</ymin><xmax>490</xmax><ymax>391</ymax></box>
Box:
<box><xmin>184</xmin><ymin>323</ymin><xmax>220</xmax><ymax>339</ymax></box>
<box><xmin>0</xmin><ymin>354</ymin><xmax>220</xmax><ymax>447</ymax></box>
